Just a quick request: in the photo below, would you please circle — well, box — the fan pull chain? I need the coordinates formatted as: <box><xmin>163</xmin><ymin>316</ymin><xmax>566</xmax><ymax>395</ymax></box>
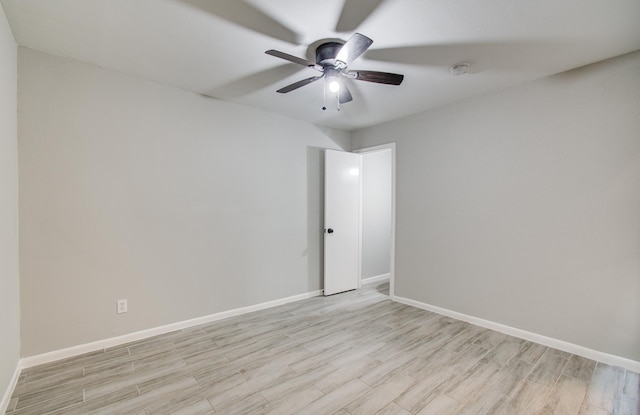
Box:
<box><xmin>337</xmin><ymin>90</ymin><xmax>341</xmax><ymax>111</ymax></box>
<box><xmin>322</xmin><ymin>78</ymin><xmax>327</xmax><ymax>111</ymax></box>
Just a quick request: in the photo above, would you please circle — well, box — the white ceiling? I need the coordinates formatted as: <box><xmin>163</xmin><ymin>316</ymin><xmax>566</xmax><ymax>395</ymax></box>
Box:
<box><xmin>2</xmin><ymin>0</ymin><xmax>640</xmax><ymax>131</ymax></box>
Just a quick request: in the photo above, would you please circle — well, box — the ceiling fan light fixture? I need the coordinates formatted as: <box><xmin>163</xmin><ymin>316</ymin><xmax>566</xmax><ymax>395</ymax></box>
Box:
<box><xmin>265</xmin><ymin>33</ymin><xmax>404</xmax><ymax>107</ymax></box>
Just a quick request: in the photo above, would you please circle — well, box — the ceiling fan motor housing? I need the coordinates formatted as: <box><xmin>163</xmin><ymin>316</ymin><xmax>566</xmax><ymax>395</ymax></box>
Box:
<box><xmin>316</xmin><ymin>42</ymin><xmax>343</xmax><ymax>65</ymax></box>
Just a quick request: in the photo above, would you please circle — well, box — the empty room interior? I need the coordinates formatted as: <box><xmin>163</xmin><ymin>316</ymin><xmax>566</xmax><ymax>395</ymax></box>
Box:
<box><xmin>1</xmin><ymin>1</ymin><xmax>639</xmax><ymax>414</ymax></box>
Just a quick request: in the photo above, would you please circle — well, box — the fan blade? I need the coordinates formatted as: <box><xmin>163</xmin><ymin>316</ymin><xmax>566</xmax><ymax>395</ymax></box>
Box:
<box><xmin>335</xmin><ymin>33</ymin><xmax>373</xmax><ymax>68</ymax></box>
<box><xmin>338</xmin><ymin>83</ymin><xmax>353</xmax><ymax>104</ymax></box>
<box><xmin>276</xmin><ymin>76</ymin><xmax>323</xmax><ymax>93</ymax></box>
<box><xmin>335</xmin><ymin>0</ymin><xmax>385</xmax><ymax>32</ymax></box>
<box><xmin>265</xmin><ymin>50</ymin><xmax>322</xmax><ymax>71</ymax></box>
<box><xmin>351</xmin><ymin>70</ymin><xmax>404</xmax><ymax>85</ymax></box>
<box><xmin>180</xmin><ymin>0</ymin><xmax>299</xmax><ymax>45</ymax></box>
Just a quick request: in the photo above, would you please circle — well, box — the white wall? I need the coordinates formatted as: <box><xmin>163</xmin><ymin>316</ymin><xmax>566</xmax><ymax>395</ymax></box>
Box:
<box><xmin>0</xmin><ymin>1</ymin><xmax>19</xmax><ymax>404</ymax></box>
<box><xmin>361</xmin><ymin>150</ymin><xmax>392</xmax><ymax>279</ymax></box>
<box><xmin>18</xmin><ymin>48</ymin><xmax>350</xmax><ymax>357</ymax></box>
<box><xmin>353</xmin><ymin>51</ymin><xmax>640</xmax><ymax>362</ymax></box>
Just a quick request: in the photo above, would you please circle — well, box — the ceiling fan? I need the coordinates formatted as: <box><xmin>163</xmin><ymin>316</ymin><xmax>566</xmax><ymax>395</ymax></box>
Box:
<box><xmin>265</xmin><ymin>33</ymin><xmax>404</xmax><ymax>109</ymax></box>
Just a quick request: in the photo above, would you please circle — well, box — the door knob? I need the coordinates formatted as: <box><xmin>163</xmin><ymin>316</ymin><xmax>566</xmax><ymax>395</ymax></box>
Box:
<box><xmin>327</xmin><ymin>228</ymin><xmax>334</xmax><ymax>234</ymax></box>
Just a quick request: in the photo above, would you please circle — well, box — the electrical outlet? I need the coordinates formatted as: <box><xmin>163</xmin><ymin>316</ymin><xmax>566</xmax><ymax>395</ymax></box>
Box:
<box><xmin>117</xmin><ymin>299</ymin><xmax>128</xmax><ymax>314</ymax></box>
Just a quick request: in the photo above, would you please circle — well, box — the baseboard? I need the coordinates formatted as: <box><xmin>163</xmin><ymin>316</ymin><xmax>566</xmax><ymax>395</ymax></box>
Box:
<box><xmin>392</xmin><ymin>294</ymin><xmax>640</xmax><ymax>373</ymax></box>
<box><xmin>0</xmin><ymin>361</ymin><xmax>21</xmax><ymax>414</ymax></box>
<box><xmin>21</xmin><ymin>289</ymin><xmax>323</xmax><ymax>369</ymax></box>
<box><xmin>362</xmin><ymin>273</ymin><xmax>390</xmax><ymax>285</ymax></box>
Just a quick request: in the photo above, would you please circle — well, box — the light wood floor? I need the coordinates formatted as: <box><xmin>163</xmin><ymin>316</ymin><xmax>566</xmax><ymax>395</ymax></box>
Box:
<box><xmin>5</xmin><ymin>282</ymin><xmax>639</xmax><ymax>415</ymax></box>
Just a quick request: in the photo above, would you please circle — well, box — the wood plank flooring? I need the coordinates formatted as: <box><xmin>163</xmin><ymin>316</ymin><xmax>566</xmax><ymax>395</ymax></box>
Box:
<box><xmin>5</xmin><ymin>282</ymin><xmax>639</xmax><ymax>414</ymax></box>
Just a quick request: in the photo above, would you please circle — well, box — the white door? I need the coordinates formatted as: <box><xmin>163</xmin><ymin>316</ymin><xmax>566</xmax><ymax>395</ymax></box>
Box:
<box><xmin>324</xmin><ymin>149</ymin><xmax>361</xmax><ymax>295</ymax></box>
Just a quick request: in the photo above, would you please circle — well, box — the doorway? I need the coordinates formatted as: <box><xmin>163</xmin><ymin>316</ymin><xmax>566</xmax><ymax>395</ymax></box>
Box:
<box><xmin>355</xmin><ymin>143</ymin><xmax>395</xmax><ymax>298</ymax></box>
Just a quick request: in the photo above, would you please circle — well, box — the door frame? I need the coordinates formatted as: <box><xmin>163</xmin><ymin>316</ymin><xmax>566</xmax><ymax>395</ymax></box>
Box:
<box><xmin>353</xmin><ymin>143</ymin><xmax>396</xmax><ymax>298</ymax></box>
